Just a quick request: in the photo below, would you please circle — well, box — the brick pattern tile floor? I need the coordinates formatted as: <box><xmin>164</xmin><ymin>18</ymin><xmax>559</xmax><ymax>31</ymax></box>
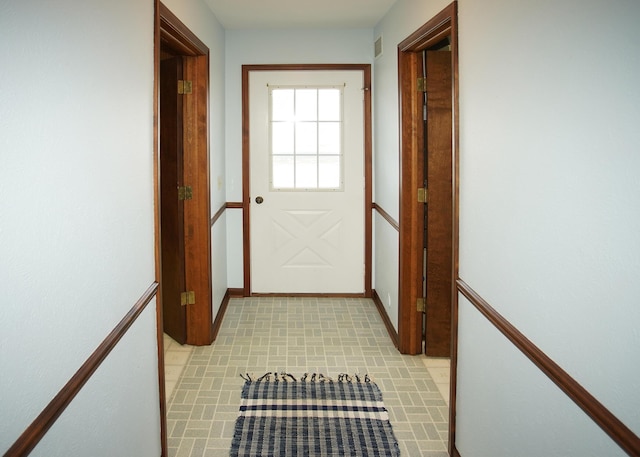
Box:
<box><xmin>165</xmin><ymin>297</ymin><xmax>450</xmax><ymax>457</ymax></box>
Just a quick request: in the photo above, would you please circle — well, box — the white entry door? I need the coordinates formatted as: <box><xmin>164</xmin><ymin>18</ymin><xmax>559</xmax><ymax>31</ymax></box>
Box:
<box><xmin>250</xmin><ymin>70</ymin><xmax>365</xmax><ymax>294</ymax></box>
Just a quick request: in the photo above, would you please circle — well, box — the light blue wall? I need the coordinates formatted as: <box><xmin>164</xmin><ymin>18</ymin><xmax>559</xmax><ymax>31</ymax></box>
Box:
<box><xmin>374</xmin><ymin>0</ymin><xmax>640</xmax><ymax>454</ymax></box>
<box><xmin>8</xmin><ymin>0</ymin><xmax>633</xmax><ymax>453</ymax></box>
<box><xmin>456</xmin><ymin>295</ymin><xmax>625</xmax><ymax>456</ymax></box>
<box><xmin>0</xmin><ymin>0</ymin><xmax>160</xmax><ymax>454</ymax></box>
<box><xmin>457</xmin><ymin>0</ymin><xmax>640</xmax><ymax>453</ymax></box>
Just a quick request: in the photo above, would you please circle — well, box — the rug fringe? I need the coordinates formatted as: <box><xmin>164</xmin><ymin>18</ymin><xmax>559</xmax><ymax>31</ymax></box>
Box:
<box><xmin>240</xmin><ymin>372</ymin><xmax>372</xmax><ymax>383</ymax></box>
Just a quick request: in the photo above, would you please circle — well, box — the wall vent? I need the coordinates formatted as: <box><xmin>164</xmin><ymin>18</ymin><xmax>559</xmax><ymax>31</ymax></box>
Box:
<box><xmin>374</xmin><ymin>35</ymin><xmax>383</xmax><ymax>59</ymax></box>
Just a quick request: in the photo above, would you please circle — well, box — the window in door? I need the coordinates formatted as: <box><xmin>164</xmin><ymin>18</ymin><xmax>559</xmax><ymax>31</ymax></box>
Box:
<box><xmin>269</xmin><ymin>86</ymin><xmax>343</xmax><ymax>190</ymax></box>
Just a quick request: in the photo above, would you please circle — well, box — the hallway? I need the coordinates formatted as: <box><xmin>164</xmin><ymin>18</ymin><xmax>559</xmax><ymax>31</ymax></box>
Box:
<box><xmin>165</xmin><ymin>297</ymin><xmax>450</xmax><ymax>456</ymax></box>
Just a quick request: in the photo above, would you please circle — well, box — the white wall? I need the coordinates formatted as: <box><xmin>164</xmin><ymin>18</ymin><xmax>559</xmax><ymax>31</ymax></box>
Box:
<box><xmin>224</xmin><ymin>28</ymin><xmax>374</xmax><ymax>288</ymax></box>
<box><xmin>455</xmin><ymin>0</ymin><xmax>640</xmax><ymax>454</ymax></box>
<box><xmin>373</xmin><ymin>0</ymin><xmax>449</xmax><ymax>331</ymax></box>
<box><xmin>162</xmin><ymin>0</ymin><xmax>228</xmax><ymax>317</ymax></box>
<box><xmin>0</xmin><ymin>1</ymin><xmax>160</xmax><ymax>455</ymax></box>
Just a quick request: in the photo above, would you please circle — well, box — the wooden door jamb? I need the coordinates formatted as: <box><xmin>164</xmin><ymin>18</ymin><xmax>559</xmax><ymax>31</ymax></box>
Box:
<box><xmin>397</xmin><ymin>2</ymin><xmax>459</xmax><ymax>455</ymax></box>
<box><xmin>154</xmin><ymin>2</ymin><xmax>212</xmax><ymax>455</ymax></box>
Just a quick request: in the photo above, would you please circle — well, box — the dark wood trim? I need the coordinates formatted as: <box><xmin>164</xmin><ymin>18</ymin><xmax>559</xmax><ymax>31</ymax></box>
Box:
<box><xmin>182</xmin><ymin>53</ymin><xmax>213</xmax><ymax>346</ymax></box>
<box><xmin>397</xmin><ymin>47</ymin><xmax>424</xmax><ymax>356</ymax></box>
<box><xmin>449</xmin><ymin>2</ymin><xmax>461</xmax><ymax>456</ymax></box>
<box><xmin>228</xmin><ymin>288</ymin><xmax>245</xmax><ymax>297</ymax></box>
<box><xmin>155</xmin><ymin>305</ymin><xmax>168</xmax><ymax>457</ymax></box>
<box><xmin>241</xmin><ymin>66</ymin><xmax>251</xmax><ymax>296</ymax></box>
<box><xmin>4</xmin><ymin>283</ymin><xmax>159</xmax><ymax>457</ymax></box>
<box><xmin>372</xmin><ymin>290</ymin><xmax>399</xmax><ymax>348</ymax></box>
<box><xmin>457</xmin><ymin>279</ymin><xmax>640</xmax><ymax>457</ymax></box>
<box><xmin>372</xmin><ymin>203</ymin><xmax>399</xmax><ymax>232</ymax></box>
<box><xmin>152</xmin><ymin>2</ymin><xmax>168</xmax><ymax>456</ymax></box>
<box><xmin>211</xmin><ymin>289</ymin><xmax>231</xmax><ymax>340</ymax></box>
<box><xmin>159</xmin><ymin>3</ymin><xmax>208</xmax><ymax>56</ymax></box>
<box><xmin>155</xmin><ymin>12</ymin><xmax>211</xmax><ymax>457</ymax></box>
<box><xmin>159</xmin><ymin>5</ymin><xmax>212</xmax><ymax>347</ymax></box>
<box><xmin>210</xmin><ymin>202</ymin><xmax>244</xmax><ymax>227</ymax></box>
<box><xmin>211</xmin><ymin>203</ymin><xmax>226</xmax><ymax>227</ymax></box>
<box><xmin>362</xmin><ymin>66</ymin><xmax>373</xmax><ymax>298</ymax></box>
<box><xmin>452</xmin><ymin>445</ymin><xmax>462</xmax><ymax>457</ymax></box>
<box><xmin>242</xmin><ymin>64</ymin><xmax>373</xmax><ymax>297</ymax></box>
<box><xmin>396</xmin><ymin>3</ymin><xmax>460</xmax><ymax>455</ymax></box>
<box><xmin>399</xmin><ymin>15</ymin><xmax>452</xmax><ymax>52</ymax></box>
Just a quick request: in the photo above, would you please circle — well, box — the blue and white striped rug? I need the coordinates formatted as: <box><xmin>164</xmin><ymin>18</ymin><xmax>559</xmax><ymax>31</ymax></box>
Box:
<box><xmin>230</xmin><ymin>373</ymin><xmax>400</xmax><ymax>457</ymax></box>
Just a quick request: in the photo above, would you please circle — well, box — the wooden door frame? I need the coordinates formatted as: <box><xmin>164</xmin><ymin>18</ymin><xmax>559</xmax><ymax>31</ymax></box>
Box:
<box><xmin>157</xmin><ymin>5</ymin><xmax>212</xmax><ymax>342</ymax></box>
<box><xmin>241</xmin><ymin>64</ymin><xmax>372</xmax><ymax>298</ymax></box>
<box><xmin>157</xmin><ymin>5</ymin><xmax>212</xmax><ymax>343</ymax></box>
<box><xmin>397</xmin><ymin>2</ymin><xmax>460</xmax><ymax>455</ymax></box>
<box><xmin>154</xmin><ymin>2</ymin><xmax>212</xmax><ymax>455</ymax></box>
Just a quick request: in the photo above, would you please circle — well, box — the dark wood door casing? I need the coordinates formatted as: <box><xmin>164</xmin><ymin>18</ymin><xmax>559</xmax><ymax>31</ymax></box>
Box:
<box><xmin>157</xmin><ymin>3</ymin><xmax>212</xmax><ymax>347</ymax></box>
<box><xmin>397</xmin><ymin>2</ymin><xmax>459</xmax><ymax>455</ymax></box>
<box><xmin>398</xmin><ymin>6</ymin><xmax>458</xmax><ymax>354</ymax></box>
<box><xmin>241</xmin><ymin>64</ymin><xmax>373</xmax><ymax>298</ymax></box>
<box><xmin>398</xmin><ymin>49</ymin><xmax>425</xmax><ymax>355</ymax></box>
<box><xmin>397</xmin><ymin>48</ymin><xmax>453</xmax><ymax>358</ymax></box>
<box><xmin>154</xmin><ymin>5</ymin><xmax>212</xmax><ymax>453</ymax></box>
<box><xmin>182</xmin><ymin>54</ymin><xmax>213</xmax><ymax>346</ymax></box>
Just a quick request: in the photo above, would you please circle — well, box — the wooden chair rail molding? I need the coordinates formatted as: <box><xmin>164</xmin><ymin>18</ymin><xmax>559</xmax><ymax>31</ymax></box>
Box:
<box><xmin>456</xmin><ymin>279</ymin><xmax>640</xmax><ymax>457</ymax></box>
<box><xmin>210</xmin><ymin>203</ymin><xmax>226</xmax><ymax>227</ymax></box>
<box><xmin>372</xmin><ymin>203</ymin><xmax>399</xmax><ymax>232</ymax></box>
<box><xmin>4</xmin><ymin>282</ymin><xmax>159</xmax><ymax>457</ymax></box>
<box><xmin>371</xmin><ymin>290</ymin><xmax>399</xmax><ymax>348</ymax></box>
<box><xmin>210</xmin><ymin>202</ymin><xmax>243</xmax><ymax>227</ymax></box>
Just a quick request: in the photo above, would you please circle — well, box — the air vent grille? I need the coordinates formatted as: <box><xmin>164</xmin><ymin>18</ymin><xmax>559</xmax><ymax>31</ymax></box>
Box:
<box><xmin>374</xmin><ymin>36</ymin><xmax>383</xmax><ymax>59</ymax></box>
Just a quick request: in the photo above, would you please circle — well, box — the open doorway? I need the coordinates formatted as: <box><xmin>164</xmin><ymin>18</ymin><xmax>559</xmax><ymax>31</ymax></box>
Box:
<box><xmin>396</xmin><ymin>2</ymin><xmax>459</xmax><ymax>455</ymax></box>
<box><xmin>154</xmin><ymin>2</ymin><xmax>213</xmax><ymax>454</ymax></box>
<box><xmin>157</xmin><ymin>4</ymin><xmax>212</xmax><ymax>348</ymax></box>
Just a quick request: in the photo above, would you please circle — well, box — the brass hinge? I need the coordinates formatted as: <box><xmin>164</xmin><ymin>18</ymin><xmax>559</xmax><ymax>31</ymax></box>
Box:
<box><xmin>178</xmin><ymin>186</ymin><xmax>193</xmax><ymax>200</ymax></box>
<box><xmin>417</xmin><ymin>298</ymin><xmax>425</xmax><ymax>312</ymax></box>
<box><xmin>417</xmin><ymin>187</ymin><xmax>428</xmax><ymax>203</ymax></box>
<box><xmin>417</xmin><ymin>77</ymin><xmax>426</xmax><ymax>92</ymax></box>
<box><xmin>178</xmin><ymin>80</ymin><xmax>192</xmax><ymax>94</ymax></box>
<box><xmin>180</xmin><ymin>291</ymin><xmax>195</xmax><ymax>306</ymax></box>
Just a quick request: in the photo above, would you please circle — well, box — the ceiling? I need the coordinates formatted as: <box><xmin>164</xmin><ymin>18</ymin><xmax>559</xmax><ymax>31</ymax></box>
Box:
<box><xmin>202</xmin><ymin>0</ymin><xmax>398</xmax><ymax>29</ymax></box>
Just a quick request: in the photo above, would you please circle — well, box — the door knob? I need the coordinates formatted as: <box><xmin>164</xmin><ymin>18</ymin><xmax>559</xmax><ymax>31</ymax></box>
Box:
<box><xmin>255</xmin><ymin>196</ymin><xmax>264</xmax><ymax>204</ymax></box>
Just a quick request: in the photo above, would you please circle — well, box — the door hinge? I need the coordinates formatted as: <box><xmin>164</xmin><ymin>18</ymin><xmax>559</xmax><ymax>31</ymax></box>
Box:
<box><xmin>178</xmin><ymin>186</ymin><xmax>193</xmax><ymax>200</ymax></box>
<box><xmin>180</xmin><ymin>291</ymin><xmax>195</xmax><ymax>306</ymax></box>
<box><xmin>417</xmin><ymin>187</ymin><xmax>428</xmax><ymax>203</ymax></box>
<box><xmin>417</xmin><ymin>298</ymin><xmax>425</xmax><ymax>312</ymax></box>
<box><xmin>417</xmin><ymin>77</ymin><xmax>426</xmax><ymax>92</ymax></box>
<box><xmin>178</xmin><ymin>80</ymin><xmax>192</xmax><ymax>94</ymax></box>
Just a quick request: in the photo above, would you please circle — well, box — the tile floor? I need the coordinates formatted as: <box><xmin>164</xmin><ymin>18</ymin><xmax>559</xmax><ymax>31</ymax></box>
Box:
<box><xmin>164</xmin><ymin>333</ymin><xmax>195</xmax><ymax>400</ymax></box>
<box><xmin>164</xmin><ymin>297</ymin><xmax>450</xmax><ymax>457</ymax></box>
